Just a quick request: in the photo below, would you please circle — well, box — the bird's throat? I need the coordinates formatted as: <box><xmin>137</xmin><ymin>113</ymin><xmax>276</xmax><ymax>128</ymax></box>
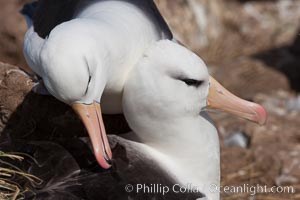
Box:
<box><xmin>128</xmin><ymin>116</ymin><xmax>221</xmax><ymax>199</ymax></box>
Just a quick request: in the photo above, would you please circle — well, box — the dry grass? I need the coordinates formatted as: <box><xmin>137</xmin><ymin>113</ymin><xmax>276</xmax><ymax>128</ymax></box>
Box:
<box><xmin>0</xmin><ymin>151</ymin><xmax>42</xmax><ymax>200</ymax></box>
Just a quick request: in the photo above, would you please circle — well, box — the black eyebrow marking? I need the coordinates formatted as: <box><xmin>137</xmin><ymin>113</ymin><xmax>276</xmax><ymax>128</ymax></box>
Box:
<box><xmin>84</xmin><ymin>75</ymin><xmax>91</xmax><ymax>95</ymax></box>
<box><xmin>83</xmin><ymin>56</ymin><xmax>92</xmax><ymax>95</ymax></box>
<box><xmin>181</xmin><ymin>78</ymin><xmax>204</xmax><ymax>87</ymax></box>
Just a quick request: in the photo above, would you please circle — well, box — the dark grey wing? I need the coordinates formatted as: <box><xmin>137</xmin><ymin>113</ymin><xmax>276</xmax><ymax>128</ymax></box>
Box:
<box><xmin>22</xmin><ymin>0</ymin><xmax>173</xmax><ymax>40</ymax></box>
<box><xmin>144</xmin><ymin>0</ymin><xmax>173</xmax><ymax>39</ymax></box>
<box><xmin>79</xmin><ymin>135</ymin><xmax>205</xmax><ymax>200</ymax></box>
<box><xmin>33</xmin><ymin>0</ymin><xmax>81</xmax><ymax>38</ymax></box>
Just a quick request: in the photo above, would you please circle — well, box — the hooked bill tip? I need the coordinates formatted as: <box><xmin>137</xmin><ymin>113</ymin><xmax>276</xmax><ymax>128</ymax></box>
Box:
<box><xmin>104</xmin><ymin>151</ymin><xmax>113</xmax><ymax>165</ymax></box>
<box><xmin>253</xmin><ymin>104</ymin><xmax>268</xmax><ymax>126</ymax></box>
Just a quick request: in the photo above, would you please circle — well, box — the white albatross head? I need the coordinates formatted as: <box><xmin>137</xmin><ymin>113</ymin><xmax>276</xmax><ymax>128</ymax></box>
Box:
<box><xmin>123</xmin><ymin>40</ymin><xmax>267</xmax><ymax>132</ymax></box>
<box><xmin>38</xmin><ymin>30</ymin><xmax>112</xmax><ymax>169</ymax></box>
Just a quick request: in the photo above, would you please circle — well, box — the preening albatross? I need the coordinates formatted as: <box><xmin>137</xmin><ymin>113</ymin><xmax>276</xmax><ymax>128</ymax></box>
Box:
<box><xmin>22</xmin><ymin>0</ymin><xmax>172</xmax><ymax>169</ymax></box>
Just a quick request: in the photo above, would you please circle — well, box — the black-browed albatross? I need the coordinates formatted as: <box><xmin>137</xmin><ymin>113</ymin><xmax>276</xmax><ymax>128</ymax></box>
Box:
<box><xmin>22</xmin><ymin>0</ymin><xmax>173</xmax><ymax>169</ymax></box>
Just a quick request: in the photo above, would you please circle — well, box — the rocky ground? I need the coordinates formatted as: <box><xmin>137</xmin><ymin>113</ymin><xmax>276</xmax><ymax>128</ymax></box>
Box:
<box><xmin>0</xmin><ymin>0</ymin><xmax>300</xmax><ymax>199</ymax></box>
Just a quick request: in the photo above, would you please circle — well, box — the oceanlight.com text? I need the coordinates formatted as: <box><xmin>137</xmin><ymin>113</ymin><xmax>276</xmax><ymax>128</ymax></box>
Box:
<box><xmin>210</xmin><ymin>183</ymin><xmax>295</xmax><ymax>196</ymax></box>
<box><xmin>124</xmin><ymin>183</ymin><xmax>296</xmax><ymax>196</ymax></box>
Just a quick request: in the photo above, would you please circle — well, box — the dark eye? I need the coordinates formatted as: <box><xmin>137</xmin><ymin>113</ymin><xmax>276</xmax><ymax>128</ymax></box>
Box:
<box><xmin>84</xmin><ymin>76</ymin><xmax>92</xmax><ymax>95</ymax></box>
<box><xmin>181</xmin><ymin>79</ymin><xmax>203</xmax><ymax>87</ymax></box>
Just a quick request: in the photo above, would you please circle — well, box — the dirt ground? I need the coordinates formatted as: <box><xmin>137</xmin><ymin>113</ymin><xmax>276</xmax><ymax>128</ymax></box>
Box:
<box><xmin>0</xmin><ymin>0</ymin><xmax>300</xmax><ymax>199</ymax></box>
